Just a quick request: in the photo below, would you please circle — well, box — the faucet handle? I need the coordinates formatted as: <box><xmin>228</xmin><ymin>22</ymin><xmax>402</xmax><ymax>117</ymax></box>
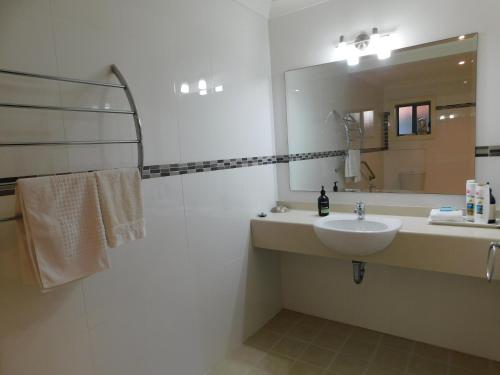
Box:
<box><xmin>354</xmin><ymin>201</ymin><xmax>365</xmax><ymax>210</ymax></box>
<box><xmin>354</xmin><ymin>201</ymin><xmax>365</xmax><ymax>219</ymax></box>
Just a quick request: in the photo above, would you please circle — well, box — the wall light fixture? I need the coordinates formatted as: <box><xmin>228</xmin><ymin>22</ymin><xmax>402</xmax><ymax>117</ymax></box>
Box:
<box><xmin>334</xmin><ymin>28</ymin><xmax>393</xmax><ymax>66</ymax></box>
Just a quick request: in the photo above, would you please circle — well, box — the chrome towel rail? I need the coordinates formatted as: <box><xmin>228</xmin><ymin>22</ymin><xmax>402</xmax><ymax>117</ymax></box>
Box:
<box><xmin>0</xmin><ymin>64</ymin><xmax>144</xmax><ymax>223</ymax></box>
<box><xmin>0</xmin><ymin>102</ymin><xmax>134</xmax><ymax>114</ymax></box>
<box><xmin>0</xmin><ymin>68</ymin><xmax>125</xmax><ymax>88</ymax></box>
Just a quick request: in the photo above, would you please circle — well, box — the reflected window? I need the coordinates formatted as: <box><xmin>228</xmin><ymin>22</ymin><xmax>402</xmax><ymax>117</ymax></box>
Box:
<box><xmin>347</xmin><ymin>110</ymin><xmax>375</xmax><ymax>137</ymax></box>
<box><xmin>396</xmin><ymin>102</ymin><xmax>431</xmax><ymax>136</ymax></box>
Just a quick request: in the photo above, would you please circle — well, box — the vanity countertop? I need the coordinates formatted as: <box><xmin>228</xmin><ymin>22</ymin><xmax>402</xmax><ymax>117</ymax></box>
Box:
<box><xmin>251</xmin><ymin>210</ymin><xmax>500</xmax><ymax>281</ymax></box>
<box><xmin>253</xmin><ymin>209</ymin><xmax>500</xmax><ymax>241</ymax></box>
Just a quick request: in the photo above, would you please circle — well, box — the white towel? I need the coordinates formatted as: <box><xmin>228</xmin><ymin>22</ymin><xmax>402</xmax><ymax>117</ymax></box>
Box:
<box><xmin>429</xmin><ymin>208</ymin><xmax>464</xmax><ymax>222</ymax></box>
<box><xmin>95</xmin><ymin>168</ymin><xmax>145</xmax><ymax>248</ymax></box>
<box><xmin>345</xmin><ymin>149</ymin><xmax>361</xmax><ymax>183</ymax></box>
<box><xmin>15</xmin><ymin>173</ymin><xmax>110</xmax><ymax>290</ymax></box>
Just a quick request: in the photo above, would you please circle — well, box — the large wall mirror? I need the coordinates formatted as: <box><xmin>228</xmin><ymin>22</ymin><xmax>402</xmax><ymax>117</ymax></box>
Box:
<box><xmin>286</xmin><ymin>34</ymin><xmax>477</xmax><ymax>194</ymax></box>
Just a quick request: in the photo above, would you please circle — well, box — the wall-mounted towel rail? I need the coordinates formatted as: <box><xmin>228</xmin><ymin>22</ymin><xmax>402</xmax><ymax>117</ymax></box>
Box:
<box><xmin>0</xmin><ymin>64</ymin><xmax>144</xmax><ymax>223</ymax></box>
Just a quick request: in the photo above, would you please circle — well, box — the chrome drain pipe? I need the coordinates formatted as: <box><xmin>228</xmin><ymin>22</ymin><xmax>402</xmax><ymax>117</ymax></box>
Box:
<box><xmin>352</xmin><ymin>261</ymin><xmax>366</xmax><ymax>284</ymax></box>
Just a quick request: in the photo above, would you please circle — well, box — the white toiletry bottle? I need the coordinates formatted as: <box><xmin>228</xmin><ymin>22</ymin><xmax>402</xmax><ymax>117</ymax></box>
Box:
<box><xmin>466</xmin><ymin>179</ymin><xmax>476</xmax><ymax>221</ymax></box>
<box><xmin>475</xmin><ymin>183</ymin><xmax>490</xmax><ymax>224</ymax></box>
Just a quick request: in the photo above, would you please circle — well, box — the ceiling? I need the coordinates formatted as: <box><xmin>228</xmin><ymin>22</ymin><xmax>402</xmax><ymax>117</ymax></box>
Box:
<box><xmin>270</xmin><ymin>0</ymin><xmax>329</xmax><ymax>18</ymax></box>
<box><xmin>351</xmin><ymin>52</ymin><xmax>477</xmax><ymax>90</ymax></box>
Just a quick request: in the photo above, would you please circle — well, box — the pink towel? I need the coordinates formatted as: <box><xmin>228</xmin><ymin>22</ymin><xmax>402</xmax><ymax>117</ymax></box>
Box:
<box><xmin>16</xmin><ymin>172</ymin><xmax>110</xmax><ymax>290</ymax></box>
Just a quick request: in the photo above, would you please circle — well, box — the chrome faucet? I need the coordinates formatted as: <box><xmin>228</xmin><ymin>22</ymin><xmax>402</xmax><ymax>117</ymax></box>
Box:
<box><xmin>354</xmin><ymin>201</ymin><xmax>365</xmax><ymax>220</ymax></box>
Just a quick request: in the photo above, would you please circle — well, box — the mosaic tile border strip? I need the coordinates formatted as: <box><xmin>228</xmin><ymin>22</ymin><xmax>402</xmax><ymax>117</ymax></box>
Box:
<box><xmin>0</xmin><ymin>146</ymin><xmax>497</xmax><ymax>196</ymax></box>
<box><xmin>141</xmin><ymin>151</ymin><xmax>347</xmax><ymax>179</ymax></box>
<box><xmin>476</xmin><ymin>145</ymin><xmax>500</xmax><ymax>157</ymax></box>
<box><xmin>435</xmin><ymin>102</ymin><xmax>476</xmax><ymax>111</ymax></box>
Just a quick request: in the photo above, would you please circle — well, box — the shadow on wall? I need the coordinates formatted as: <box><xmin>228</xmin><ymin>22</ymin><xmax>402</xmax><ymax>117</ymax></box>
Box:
<box><xmin>213</xmin><ymin>236</ymin><xmax>282</xmax><ymax>366</ymax></box>
<box><xmin>0</xmin><ymin>221</ymin><xmax>79</xmax><ymax>336</ymax></box>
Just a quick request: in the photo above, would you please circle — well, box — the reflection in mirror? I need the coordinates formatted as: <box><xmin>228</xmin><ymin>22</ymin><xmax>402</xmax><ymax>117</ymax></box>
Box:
<box><xmin>286</xmin><ymin>34</ymin><xmax>477</xmax><ymax>194</ymax></box>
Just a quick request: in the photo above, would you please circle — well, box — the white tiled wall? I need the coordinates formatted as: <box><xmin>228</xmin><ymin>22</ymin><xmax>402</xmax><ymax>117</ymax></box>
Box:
<box><xmin>0</xmin><ymin>1</ymin><xmax>281</xmax><ymax>374</ymax></box>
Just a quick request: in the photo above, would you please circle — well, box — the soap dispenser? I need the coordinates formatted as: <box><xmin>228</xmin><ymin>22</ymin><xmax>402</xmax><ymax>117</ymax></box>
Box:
<box><xmin>333</xmin><ymin>181</ymin><xmax>339</xmax><ymax>192</ymax></box>
<box><xmin>318</xmin><ymin>186</ymin><xmax>330</xmax><ymax>217</ymax></box>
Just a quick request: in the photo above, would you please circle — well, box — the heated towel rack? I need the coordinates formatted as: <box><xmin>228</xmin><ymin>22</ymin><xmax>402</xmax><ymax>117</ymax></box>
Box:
<box><xmin>0</xmin><ymin>65</ymin><xmax>144</xmax><ymax>222</ymax></box>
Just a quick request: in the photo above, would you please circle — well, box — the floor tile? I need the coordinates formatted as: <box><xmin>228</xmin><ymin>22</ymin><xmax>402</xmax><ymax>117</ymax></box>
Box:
<box><xmin>287</xmin><ymin>322</ymin><xmax>322</xmax><ymax>342</ymax></box>
<box><xmin>491</xmin><ymin>361</ymin><xmax>500</xmax><ymax>375</ymax></box>
<box><xmin>340</xmin><ymin>338</ymin><xmax>377</xmax><ymax>361</ymax></box>
<box><xmin>257</xmin><ymin>353</ymin><xmax>295</xmax><ymax>375</ymax></box>
<box><xmin>413</xmin><ymin>343</ymin><xmax>451</xmax><ymax>364</ymax></box>
<box><xmin>328</xmin><ymin>353</ymin><xmax>369</xmax><ymax>375</ymax></box>
<box><xmin>265</xmin><ymin>316</ymin><xmax>297</xmax><ymax>335</ymax></box>
<box><xmin>276</xmin><ymin>309</ymin><xmax>306</xmax><ymax>323</ymax></box>
<box><xmin>365</xmin><ymin>364</ymin><xmax>403</xmax><ymax>375</ymax></box>
<box><xmin>350</xmin><ymin>327</ymin><xmax>382</xmax><ymax>345</ymax></box>
<box><xmin>231</xmin><ymin>344</ymin><xmax>267</xmax><ymax>366</ymax></box>
<box><xmin>300</xmin><ymin>315</ymin><xmax>328</xmax><ymax>329</ymax></box>
<box><xmin>450</xmin><ymin>351</ymin><xmax>490</xmax><ymax>374</ymax></box>
<box><xmin>289</xmin><ymin>362</ymin><xmax>325</xmax><ymax>375</ymax></box>
<box><xmin>271</xmin><ymin>337</ymin><xmax>308</xmax><ymax>359</ymax></box>
<box><xmin>299</xmin><ymin>345</ymin><xmax>336</xmax><ymax>368</ymax></box>
<box><xmin>448</xmin><ymin>366</ymin><xmax>475</xmax><ymax>375</ymax></box>
<box><xmin>208</xmin><ymin>359</ymin><xmax>253</xmax><ymax>375</ymax></box>
<box><xmin>247</xmin><ymin>368</ymin><xmax>273</xmax><ymax>375</ymax></box>
<box><xmin>323</xmin><ymin>321</ymin><xmax>355</xmax><ymax>336</ymax></box>
<box><xmin>373</xmin><ymin>345</ymin><xmax>409</xmax><ymax>371</ymax></box>
<box><xmin>313</xmin><ymin>330</ymin><xmax>348</xmax><ymax>351</ymax></box>
<box><xmin>408</xmin><ymin>355</ymin><xmax>448</xmax><ymax>375</ymax></box>
<box><xmin>246</xmin><ymin>330</ymin><xmax>282</xmax><ymax>351</ymax></box>
<box><xmin>380</xmin><ymin>334</ymin><xmax>414</xmax><ymax>352</ymax></box>
<box><xmin>214</xmin><ymin>310</ymin><xmax>498</xmax><ymax>375</ymax></box>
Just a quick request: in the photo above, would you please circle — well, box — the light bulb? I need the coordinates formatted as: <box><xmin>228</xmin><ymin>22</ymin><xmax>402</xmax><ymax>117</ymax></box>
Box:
<box><xmin>180</xmin><ymin>83</ymin><xmax>190</xmax><ymax>94</ymax></box>
<box><xmin>346</xmin><ymin>44</ymin><xmax>359</xmax><ymax>66</ymax></box>
<box><xmin>370</xmin><ymin>27</ymin><xmax>381</xmax><ymax>53</ymax></box>
<box><xmin>347</xmin><ymin>53</ymin><xmax>359</xmax><ymax>66</ymax></box>
<box><xmin>449</xmin><ymin>114</ymin><xmax>455</xmax><ymax>119</ymax></box>
<box><xmin>335</xmin><ymin>35</ymin><xmax>348</xmax><ymax>60</ymax></box>
<box><xmin>198</xmin><ymin>79</ymin><xmax>207</xmax><ymax>90</ymax></box>
<box><xmin>458</xmin><ymin>35</ymin><xmax>465</xmax><ymax>40</ymax></box>
<box><xmin>215</xmin><ymin>85</ymin><xmax>224</xmax><ymax>93</ymax></box>
<box><xmin>377</xmin><ymin>36</ymin><xmax>392</xmax><ymax>60</ymax></box>
<box><xmin>377</xmin><ymin>48</ymin><xmax>391</xmax><ymax>60</ymax></box>
<box><xmin>199</xmin><ymin>89</ymin><xmax>207</xmax><ymax>96</ymax></box>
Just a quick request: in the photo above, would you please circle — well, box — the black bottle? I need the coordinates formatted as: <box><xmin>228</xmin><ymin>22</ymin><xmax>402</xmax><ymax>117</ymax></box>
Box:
<box><xmin>489</xmin><ymin>185</ymin><xmax>496</xmax><ymax>224</ymax></box>
<box><xmin>333</xmin><ymin>181</ymin><xmax>338</xmax><ymax>192</ymax></box>
<box><xmin>318</xmin><ymin>186</ymin><xmax>330</xmax><ymax>216</ymax></box>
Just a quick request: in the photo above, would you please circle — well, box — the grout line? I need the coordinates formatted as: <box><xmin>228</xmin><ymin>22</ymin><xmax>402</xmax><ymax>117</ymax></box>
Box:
<box><xmin>323</xmin><ymin>326</ymin><xmax>355</xmax><ymax>374</ymax></box>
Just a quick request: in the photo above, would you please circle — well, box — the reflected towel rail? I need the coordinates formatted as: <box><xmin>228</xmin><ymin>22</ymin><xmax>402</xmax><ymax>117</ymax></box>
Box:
<box><xmin>0</xmin><ymin>64</ymin><xmax>144</xmax><ymax>223</ymax></box>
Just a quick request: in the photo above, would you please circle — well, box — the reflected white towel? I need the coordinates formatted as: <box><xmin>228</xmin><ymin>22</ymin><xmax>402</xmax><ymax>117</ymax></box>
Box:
<box><xmin>345</xmin><ymin>149</ymin><xmax>361</xmax><ymax>183</ymax></box>
<box><xmin>95</xmin><ymin>168</ymin><xmax>145</xmax><ymax>248</ymax></box>
<box><xmin>16</xmin><ymin>173</ymin><xmax>110</xmax><ymax>290</ymax></box>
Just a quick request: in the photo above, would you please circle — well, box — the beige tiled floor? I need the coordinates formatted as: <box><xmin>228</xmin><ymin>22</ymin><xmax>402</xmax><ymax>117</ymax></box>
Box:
<box><xmin>208</xmin><ymin>309</ymin><xmax>500</xmax><ymax>375</ymax></box>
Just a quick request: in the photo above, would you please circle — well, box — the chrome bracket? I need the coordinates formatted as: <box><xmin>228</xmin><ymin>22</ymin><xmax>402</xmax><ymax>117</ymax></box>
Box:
<box><xmin>487</xmin><ymin>242</ymin><xmax>498</xmax><ymax>282</ymax></box>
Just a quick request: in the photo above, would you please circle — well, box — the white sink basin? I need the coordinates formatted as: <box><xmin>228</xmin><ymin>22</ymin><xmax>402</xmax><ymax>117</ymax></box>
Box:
<box><xmin>313</xmin><ymin>213</ymin><xmax>402</xmax><ymax>256</ymax></box>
